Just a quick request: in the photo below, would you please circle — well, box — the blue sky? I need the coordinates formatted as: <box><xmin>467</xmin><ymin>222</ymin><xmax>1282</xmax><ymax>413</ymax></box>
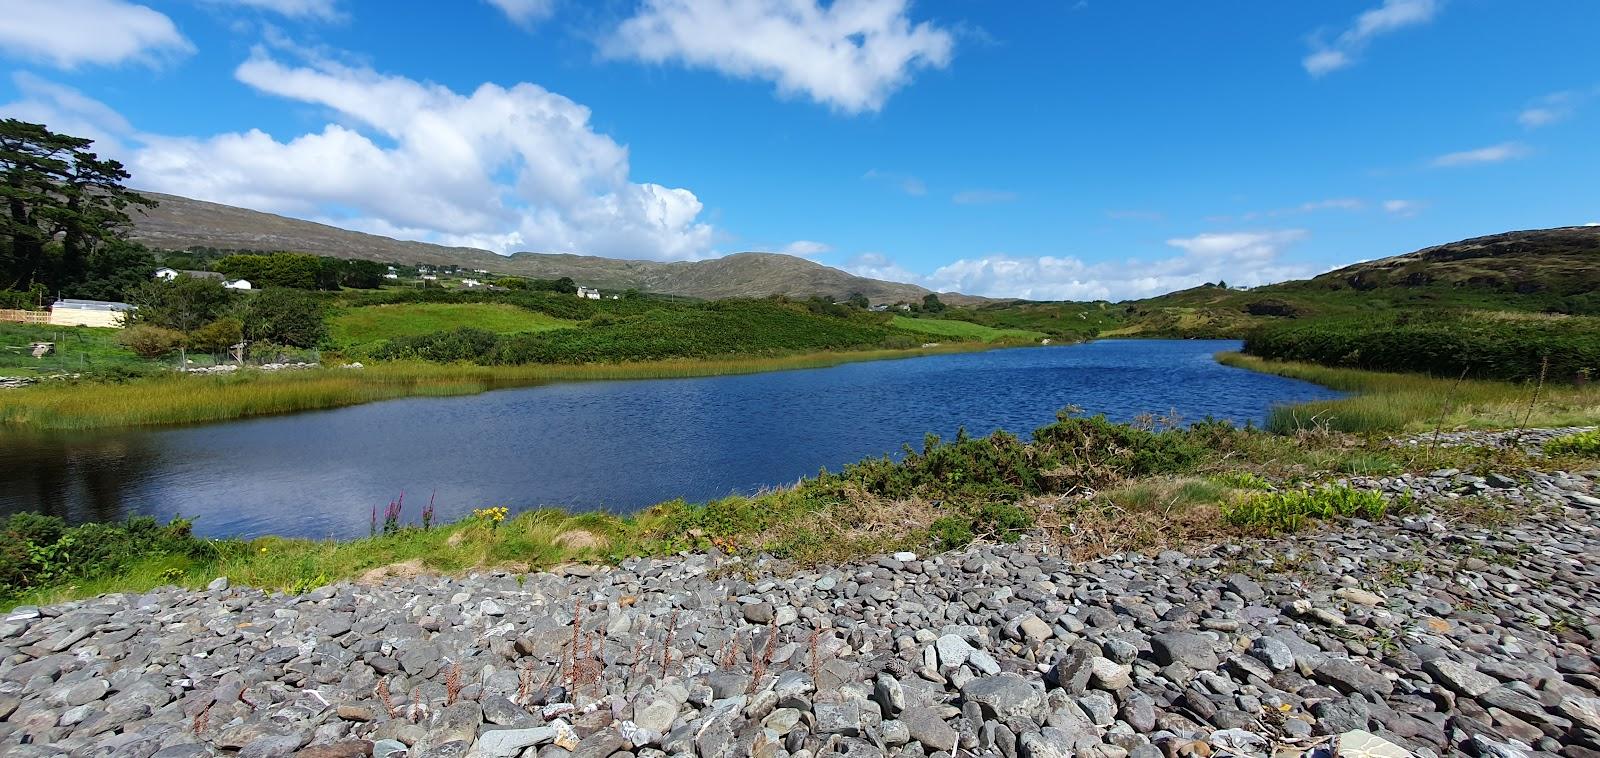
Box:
<box><xmin>0</xmin><ymin>0</ymin><xmax>1596</xmax><ymax>300</ymax></box>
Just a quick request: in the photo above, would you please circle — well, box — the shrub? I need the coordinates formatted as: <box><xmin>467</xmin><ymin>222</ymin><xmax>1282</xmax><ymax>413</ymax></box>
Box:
<box><xmin>1545</xmin><ymin>430</ymin><xmax>1600</xmax><ymax>457</ymax></box>
<box><xmin>240</xmin><ymin>288</ymin><xmax>328</xmax><ymax>348</ymax></box>
<box><xmin>190</xmin><ymin>317</ymin><xmax>243</xmax><ymax>353</ymax></box>
<box><xmin>0</xmin><ymin>513</ymin><xmax>212</xmax><ymax>600</ymax></box>
<box><xmin>118</xmin><ymin>324</ymin><xmax>184</xmax><ymax>357</ymax></box>
<box><xmin>930</xmin><ymin>516</ymin><xmax>974</xmax><ymax>550</ymax></box>
<box><xmin>1222</xmin><ymin>485</ymin><xmax>1389</xmax><ymax>533</ymax></box>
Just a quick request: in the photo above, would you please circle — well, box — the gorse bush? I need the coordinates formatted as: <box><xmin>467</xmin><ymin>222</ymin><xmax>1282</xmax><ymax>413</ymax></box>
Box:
<box><xmin>1244</xmin><ymin>311</ymin><xmax>1600</xmax><ymax>382</ymax></box>
<box><xmin>1221</xmin><ymin>485</ymin><xmax>1392</xmax><ymax>533</ymax></box>
<box><xmin>0</xmin><ymin>513</ymin><xmax>219</xmax><ymax>599</ymax></box>
<box><xmin>1545</xmin><ymin>430</ymin><xmax>1600</xmax><ymax>457</ymax></box>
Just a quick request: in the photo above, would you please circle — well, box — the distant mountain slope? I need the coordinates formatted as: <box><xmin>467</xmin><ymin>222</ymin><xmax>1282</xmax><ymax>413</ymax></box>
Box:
<box><xmin>128</xmin><ymin>192</ymin><xmax>983</xmax><ymax>304</ymax></box>
<box><xmin>1281</xmin><ymin>226</ymin><xmax>1600</xmax><ymax>296</ymax></box>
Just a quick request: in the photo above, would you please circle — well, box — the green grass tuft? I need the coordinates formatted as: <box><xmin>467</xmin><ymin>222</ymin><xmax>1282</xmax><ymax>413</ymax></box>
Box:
<box><xmin>1222</xmin><ymin>485</ymin><xmax>1391</xmax><ymax>533</ymax></box>
<box><xmin>1545</xmin><ymin>429</ymin><xmax>1600</xmax><ymax>457</ymax></box>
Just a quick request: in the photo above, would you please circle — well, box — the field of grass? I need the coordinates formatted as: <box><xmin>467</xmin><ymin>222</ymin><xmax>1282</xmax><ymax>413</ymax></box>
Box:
<box><xmin>1218</xmin><ymin>352</ymin><xmax>1600</xmax><ymax>433</ymax></box>
<box><xmin>0</xmin><ymin>323</ymin><xmax>158</xmax><ymax>376</ymax></box>
<box><xmin>890</xmin><ymin>315</ymin><xmax>1046</xmax><ymax>342</ymax></box>
<box><xmin>329</xmin><ymin>302</ymin><xmax>575</xmax><ymax>353</ymax></box>
<box><xmin>0</xmin><ymin>345</ymin><xmax>994</xmax><ymax>431</ymax></box>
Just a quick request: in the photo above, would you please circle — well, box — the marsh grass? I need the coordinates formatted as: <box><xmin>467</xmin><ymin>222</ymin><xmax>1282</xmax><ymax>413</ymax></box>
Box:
<box><xmin>0</xmin><ymin>345</ymin><xmax>988</xmax><ymax>431</ymax></box>
<box><xmin>1217</xmin><ymin>352</ymin><xmax>1600</xmax><ymax>433</ymax></box>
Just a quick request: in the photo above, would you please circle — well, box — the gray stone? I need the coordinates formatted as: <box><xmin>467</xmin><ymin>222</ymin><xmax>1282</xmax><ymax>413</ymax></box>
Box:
<box><xmin>1248</xmin><ymin>636</ymin><xmax>1296</xmax><ymax>672</ymax></box>
<box><xmin>476</xmin><ymin>727</ymin><xmax>555</xmax><ymax>756</ymax></box>
<box><xmin>1150</xmin><ymin>632</ymin><xmax>1218</xmax><ymax>670</ymax></box>
<box><xmin>1423</xmin><ymin>659</ymin><xmax>1498</xmax><ymax>698</ymax></box>
<box><xmin>960</xmin><ymin>673</ymin><xmax>1045</xmax><ymax>722</ymax></box>
<box><xmin>935</xmin><ymin>634</ymin><xmax>974</xmax><ymax>669</ymax></box>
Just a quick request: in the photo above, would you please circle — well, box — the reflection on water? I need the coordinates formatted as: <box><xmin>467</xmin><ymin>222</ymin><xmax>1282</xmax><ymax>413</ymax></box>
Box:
<box><xmin>0</xmin><ymin>435</ymin><xmax>161</xmax><ymax>524</ymax></box>
<box><xmin>0</xmin><ymin>340</ymin><xmax>1342</xmax><ymax>539</ymax></box>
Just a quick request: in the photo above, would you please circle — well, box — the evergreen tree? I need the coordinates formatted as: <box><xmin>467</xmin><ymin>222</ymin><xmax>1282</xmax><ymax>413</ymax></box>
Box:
<box><xmin>0</xmin><ymin>119</ymin><xmax>152</xmax><ymax>292</ymax></box>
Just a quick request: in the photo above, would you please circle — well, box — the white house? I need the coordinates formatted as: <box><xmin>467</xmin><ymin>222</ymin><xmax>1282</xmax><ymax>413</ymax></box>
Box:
<box><xmin>577</xmin><ymin>286</ymin><xmax>602</xmax><ymax>300</ymax></box>
<box><xmin>49</xmin><ymin>299</ymin><xmax>133</xmax><ymax>328</ymax></box>
<box><xmin>461</xmin><ymin>278</ymin><xmax>482</xmax><ymax>288</ymax></box>
<box><xmin>153</xmin><ymin>268</ymin><xmax>248</xmax><ymax>289</ymax></box>
<box><xmin>384</xmin><ymin>272</ymin><xmax>399</xmax><ymax>280</ymax></box>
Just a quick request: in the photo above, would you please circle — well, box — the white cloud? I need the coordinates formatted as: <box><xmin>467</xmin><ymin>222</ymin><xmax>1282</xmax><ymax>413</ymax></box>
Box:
<box><xmin>203</xmin><ymin>0</ymin><xmax>341</xmax><ymax>19</ymax></box>
<box><xmin>1382</xmin><ymin>199</ymin><xmax>1422</xmax><ymax>217</ymax></box>
<box><xmin>780</xmin><ymin>240</ymin><xmax>831</xmax><ymax>257</ymax></box>
<box><xmin>13</xmin><ymin>54</ymin><xmax>715</xmax><ymax>260</ymax></box>
<box><xmin>1431</xmin><ymin>141</ymin><xmax>1530</xmax><ymax>168</ymax></box>
<box><xmin>604</xmin><ymin>0</ymin><xmax>954</xmax><ymax>113</ymax></box>
<box><xmin>1303</xmin><ymin>0</ymin><xmax>1438</xmax><ymax>76</ymax></box>
<box><xmin>1518</xmin><ymin>89</ymin><xmax>1597</xmax><ymax>129</ymax></box>
<box><xmin>1585</xmin><ymin>222</ymin><xmax>1600</xmax><ymax>227</ymax></box>
<box><xmin>844</xmin><ymin>230</ymin><xmax>1312</xmax><ymax>301</ymax></box>
<box><xmin>0</xmin><ymin>0</ymin><xmax>192</xmax><ymax>68</ymax></box>
<box><xmin>841</xmin><ymin>252</ymin><xmax>926</xmax><ymax>286</ymax></box>
<box><xmin>952</xmin><ymin>189</ymin><xmax>1017</xmax><ymax>205</ymax></box>
<box><xmin>485</xmin><ymin>0</ymin><xmax>556</xmax><ymax>26</ymax></box>
<box><xmin>0</xmin><ymin>72</ymin><xmax>136</xmax><ymax>156</ymax></box>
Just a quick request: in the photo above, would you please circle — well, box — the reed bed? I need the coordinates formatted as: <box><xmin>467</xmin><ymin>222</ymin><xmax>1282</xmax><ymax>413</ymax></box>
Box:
<box><xmin>1217</xmin><ymin>352</ymin><xmax>1600</xmax><ymax>433</ymax></box>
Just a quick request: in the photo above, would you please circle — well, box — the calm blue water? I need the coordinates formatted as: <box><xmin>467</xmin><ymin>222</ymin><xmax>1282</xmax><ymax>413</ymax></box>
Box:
<box><xmin>0</xmin><ymin>340</ymin><xmax>1341</xmax><ymax>538</ymax></box>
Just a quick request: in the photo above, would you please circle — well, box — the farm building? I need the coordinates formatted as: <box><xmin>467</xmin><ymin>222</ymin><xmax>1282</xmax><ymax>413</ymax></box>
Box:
<box><xmin>49</xmin><ymin>299</ymin><xmax>133</xmax><ymax>328</ymax></box>
<box><xmin>577</xmin><ymin>286</ymin><xmax>602</xmax><ymax>300</ymax></box>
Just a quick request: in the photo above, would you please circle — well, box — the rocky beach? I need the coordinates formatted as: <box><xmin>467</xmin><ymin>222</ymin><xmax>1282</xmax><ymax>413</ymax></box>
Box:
<box><xmin>2</xmin><ymin>447</ymin><xmax>1598</xmax><ymax>758</ymax></box>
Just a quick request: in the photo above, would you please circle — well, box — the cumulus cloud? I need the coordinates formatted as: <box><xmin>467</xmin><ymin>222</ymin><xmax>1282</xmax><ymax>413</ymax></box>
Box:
<box><xmin>1303</xmin><ymin>0</ymin><xmax>1438</xmax><ymax>76</ymax></box>
<box><xmin>485</xmin><ymin>0</ymin><xmax>557</xmax><ymax>26</ymax></box>
<box><xmin>604</xmin><ymin>0</ymin><xmax>954</xmax><ymax>113</ymax></box>
<box><xmin>951</xmin><ymin>189</ymin><xmax>1017</xmax><ymax>205</ymax></box>
<box><xmin>845</xmin><ymin>230</ymin><xmax>1313</xmax><ymax>301</ymax></box>
<box><xmin>11</xmin><ymin>54</ymin><xmax>715</xmax><ymax>260</ymax></box>
<box><xmin>1431</xmin><ymin>142</ymin><xmax>1530</xmax><ymax>168</ymax></box>
<box><xmin>0</xmin><ymin>0</ymin><xmax>192</xmax><ymax>68</ymax></box>
<box><xmin>203</xmin><ymin>0</ymin><xmax>341</xmax><ymax>19</ymax></box>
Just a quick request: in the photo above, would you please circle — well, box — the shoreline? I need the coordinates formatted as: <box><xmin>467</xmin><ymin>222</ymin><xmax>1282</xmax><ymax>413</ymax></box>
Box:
<box><xmin>0</xmin><ymin>340</ymin><xmax>1027</xmax><ymax>433</ymax></box>
<box><xmin>3</xmin><ymin>453</ymin><xmax>1596</xmax><ymax>755</ymax></box>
